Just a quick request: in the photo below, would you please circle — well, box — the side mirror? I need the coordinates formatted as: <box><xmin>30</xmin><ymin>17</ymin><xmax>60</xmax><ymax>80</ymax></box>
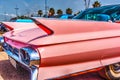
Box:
<box><xmin>96</xmin><ymin>14</ymin><xmax>111</xmax><ymax>22</ymax></box>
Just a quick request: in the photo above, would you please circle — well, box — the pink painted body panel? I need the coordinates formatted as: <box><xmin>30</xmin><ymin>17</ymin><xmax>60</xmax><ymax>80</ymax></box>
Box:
<box><xmin>2</xmin><ymin>22</ymin><xmax>37</xmax><ymax>30</ymax></box>
<box><xmin>37</xmin><ymin>37</ymin><xmax>120</xmax><ymax>79</ymax></box>
<box><xmin>3</xmin><ymin>18</ymin><xmax>120</xmax><ymax>79</ymax></box>
<box><xmin>5</xmin><ymin>38</ymin><xmax>28</xmax><ymax>49</ymax></box>
<box><xmin>38</xmin><ymin>60</ymin><xmax>101</xmax><ymax>80</ymax></box>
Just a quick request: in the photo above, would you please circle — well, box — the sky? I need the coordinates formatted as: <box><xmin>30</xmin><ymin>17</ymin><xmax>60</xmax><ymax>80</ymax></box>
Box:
<box><xmin>0</xmin><ymin>0</ymin><xmax>120</xmax><ymax>21</ymax></box>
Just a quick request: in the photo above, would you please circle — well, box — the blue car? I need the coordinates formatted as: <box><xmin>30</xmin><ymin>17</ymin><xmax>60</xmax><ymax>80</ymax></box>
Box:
<box><xmin>60</xmin><ymin>14</ymin><xmax>74</xmax><ymax>19</ymax></box>
<box><xmin>10</xmin><ymin>19</ymin><xmax>33</xmax><ymax>23</ymax></box>
<box><xmin>73</xmin><ymin>4</ymin><xmax>120</xmax><ymax>22</ymax></box>
<box><xmin>15</xmin><ymin>19</ymin><xmax>33</xmax><ymax>23</ymax></box>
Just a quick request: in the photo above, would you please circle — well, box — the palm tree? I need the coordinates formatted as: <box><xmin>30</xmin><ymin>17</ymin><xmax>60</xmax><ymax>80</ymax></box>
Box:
<box><xmin>38</xmin><ymin>10</ymin><xmax>43</xmax><ymax>17</ymax></box>
<box><xmin>92</xmin><ymin>1</ymin><xmax>101</xmax><ymax>8</ymax></box>
<box><xmin>57</xmin><ymin>9</ymin><xmax>63</xmax><ymax>15</ymax></box>
<box><xmin>49</xmin><ymin>8</ymin><xmax>55</xmax><ymax>16</ymax></box>
<box><xmin>66</xmin><ymin>8</ymin><xmax>73</xmax><ymax>15</ymax></box>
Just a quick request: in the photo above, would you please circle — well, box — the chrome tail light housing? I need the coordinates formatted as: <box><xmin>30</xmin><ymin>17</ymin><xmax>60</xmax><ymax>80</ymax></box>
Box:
<box><xmin>20</xmin><ymin>47</ymin><xmax>40</xmax><ymax>67</ymax></box>
<box><xmin>2</xmin><ymin>43</ymin><xmax>40</xmax><ymax>80</ymax></box>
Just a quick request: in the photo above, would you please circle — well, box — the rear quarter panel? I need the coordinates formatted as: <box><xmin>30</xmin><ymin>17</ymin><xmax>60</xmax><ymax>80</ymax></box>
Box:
<box><xmin>36</xmin><ymin>36</ymin><xmax>120</xmax><ymax>79</ymax></box>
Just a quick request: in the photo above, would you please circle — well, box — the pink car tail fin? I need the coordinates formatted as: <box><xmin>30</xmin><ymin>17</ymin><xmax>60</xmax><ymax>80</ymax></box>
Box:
<box><xmin>31</xmin><ymin>18</ymin><xmax>53</xmax><ymax>35</ymax></box>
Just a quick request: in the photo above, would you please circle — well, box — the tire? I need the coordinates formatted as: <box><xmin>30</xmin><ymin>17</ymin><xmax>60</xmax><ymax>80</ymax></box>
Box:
<box><xmin>105</xmin><ymin>63</ymin><xmax>120</xmax><ymax>80</ymax></box>
<box><xmin>99</xmin><ymin>63</ymin><xmax>120</xmax><ymax>80</ymax></box>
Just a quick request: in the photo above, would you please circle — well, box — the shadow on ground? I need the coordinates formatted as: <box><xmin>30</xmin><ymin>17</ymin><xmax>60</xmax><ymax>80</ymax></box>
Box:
<box><xmin>63</xmin><ymin>72</ymin><xmax>105</xmax><ymax>80</ymax></box>
<box><xmin>0</xmin><ymin>60</ymin><xmax>30</xmax><ymax>80</ymax></box>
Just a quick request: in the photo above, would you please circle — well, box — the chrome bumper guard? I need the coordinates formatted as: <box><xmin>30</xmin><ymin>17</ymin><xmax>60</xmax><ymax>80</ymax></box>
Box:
<box><xmin>2</xmin><ymin>42</ymin><xmax>39</xmax><ymax>80</ymax></box>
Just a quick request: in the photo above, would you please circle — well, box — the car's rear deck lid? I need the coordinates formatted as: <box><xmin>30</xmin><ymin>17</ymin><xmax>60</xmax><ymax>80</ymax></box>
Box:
<box><xmin>3</xmin><ymin>19</ymin><xmax>120</xmax><ymax>46</ymax></box>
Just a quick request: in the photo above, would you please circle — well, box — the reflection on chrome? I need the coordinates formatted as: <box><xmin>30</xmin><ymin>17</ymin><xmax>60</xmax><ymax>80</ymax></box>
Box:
<box><xmin>20</xmin><ymin>47</ymin><xmax>40</xmax><ymax>66</ymax></box>
<box><xmin>0</xmin><ymin>36</ymin><xmax>4</xmax><ymax>45</ymax></box>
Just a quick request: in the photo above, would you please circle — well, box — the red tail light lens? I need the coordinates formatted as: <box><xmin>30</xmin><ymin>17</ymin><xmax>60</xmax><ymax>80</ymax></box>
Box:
<box><xmin>37</xmin><ymin>24</ymin><xmax>53</xmax><ymax>35</ymax></box>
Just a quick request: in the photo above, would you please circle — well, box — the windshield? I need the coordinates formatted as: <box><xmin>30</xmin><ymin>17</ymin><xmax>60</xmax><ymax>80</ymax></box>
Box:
<box><xmin>73</xmin><ymin>4</ymin><xmax>120</xmax><ymax>22</ymax></box>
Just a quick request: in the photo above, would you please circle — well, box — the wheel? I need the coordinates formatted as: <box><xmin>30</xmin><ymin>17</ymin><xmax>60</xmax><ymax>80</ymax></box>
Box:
<box><xmin>99</xmin><ymin>63</ymin><xmax>120</xmax><ymax>80</ymax></box>
<box><xmin>105</xmin><ymin>63</ymin><xmax>120</xmax><ymax>80</ymax></box>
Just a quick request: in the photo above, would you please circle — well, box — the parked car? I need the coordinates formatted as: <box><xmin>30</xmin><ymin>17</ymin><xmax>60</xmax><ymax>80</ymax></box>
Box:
<box><xmin>2</xmin><ymin>18</ymin><xmax>120</xmax><ymax>80</ymax></box>
<box><xmin>73</xmin><ymin>4</ymin><xmax>120</xmax><ymax>22</ymax></box>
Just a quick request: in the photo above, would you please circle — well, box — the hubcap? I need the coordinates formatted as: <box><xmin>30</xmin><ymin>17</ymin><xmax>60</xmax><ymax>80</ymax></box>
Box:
<box><xmin>111</xmin><ymin>63</ymin><xmax>120</xmax><ymax>73</ymax></box>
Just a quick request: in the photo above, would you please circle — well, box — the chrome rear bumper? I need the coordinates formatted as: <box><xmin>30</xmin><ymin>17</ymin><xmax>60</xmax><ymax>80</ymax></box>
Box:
<box><xmin>2</xmin><ymin>42</ymin><xmax>38</xmax><ymax>80</ymax></box>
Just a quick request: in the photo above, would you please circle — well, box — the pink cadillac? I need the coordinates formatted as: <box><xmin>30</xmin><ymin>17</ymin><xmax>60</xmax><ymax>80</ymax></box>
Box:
<box><xmin>2</xmin><ymin>18</ymin><xmax>120</xmax><ymax>80</ymax></box>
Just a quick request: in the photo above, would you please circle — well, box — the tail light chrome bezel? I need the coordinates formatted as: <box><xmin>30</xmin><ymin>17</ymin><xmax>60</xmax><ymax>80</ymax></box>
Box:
<box><xmin>20</xmin><ymin>47</ymin><xmax>40</xmax><ymax>66</ymax></box>
<box><xmin>2</xmin><ymin>42</ymin><xmax>40</xmax><ymax>67</ymax></box>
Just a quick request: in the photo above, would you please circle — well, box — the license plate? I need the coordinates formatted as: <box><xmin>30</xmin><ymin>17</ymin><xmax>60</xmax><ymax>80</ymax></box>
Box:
<box><xmin>9</xmin><ymin>57</ymin><xmax>17</xmax><ymax>68</ymax></box>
